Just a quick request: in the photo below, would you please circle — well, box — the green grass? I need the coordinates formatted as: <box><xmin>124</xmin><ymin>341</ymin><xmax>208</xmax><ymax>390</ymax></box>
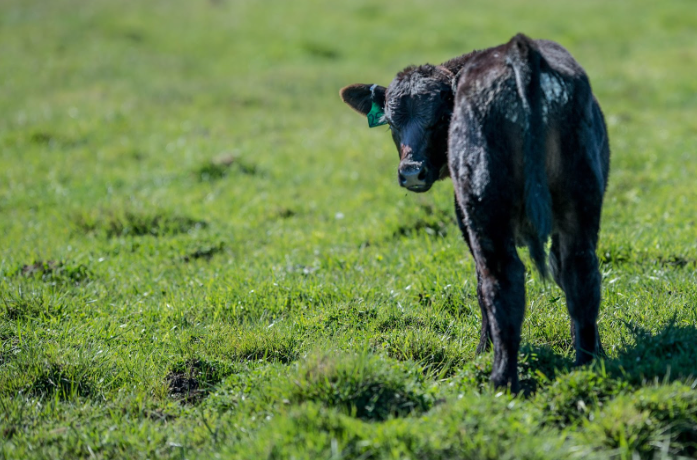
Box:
<box><xmin>1</xmin><ymin>0</ymin><xmax>697</xmax><ymax>458</ymax></box>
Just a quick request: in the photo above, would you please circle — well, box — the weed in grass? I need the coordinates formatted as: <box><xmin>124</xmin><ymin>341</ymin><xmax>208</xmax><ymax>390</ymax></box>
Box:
<box><xmin>373</xmin><ymin>329</ymin><xmax>467</xmax><ymax>377</ymax></box>
<box><xmin>207</xmin><ymin>326</ymin><xmax>304</xmax><ymax>364</ymax></box>
<box><xmin>275</xmin><ymin>207</ymin><xmax>296</xmax><ymax>219</ymax></box>
<box><xmin>572</xmin><ymin>383</ymin><xmax>697</xmax><ymax>458</ymax></box>
<box><xmin>599</xmin><ymin>243</ymin><xmax>697</xmax><ymax>269</ymax></box>
<box><xmin>393</xmin><ymin>217</ymin><xmax>450</xmax><ymax>239</ymax></box>
<box><xmin>290</xmin><ymin>352</ymin><xmax>436</xmax><ymax>421</ymax></box>
<box><xmin>392</xmin><ymin>203</ymin><xmax>455</xmax><ymax>239</ymax></box>
<box><xmin>1</xmin><ymin>289</ymin><xmax>57</xmax><ymax>321</ymax></box>
<box><xmin>536</xmin><ymin>367</ymin><xmax>629</xmax><ymax>428</ymax></box>
<box><xmin>0</xmin><ymin>335</ymin><xmax>20</xmax><ymax>366</ymax></box>
<box><xmin>2</xmin><ymin>425</ymin><xmax>18</xmax><ymax>440</ymax></box>
<box><xmin>73</xmin><ymin>209</ymin><xmax>206</xmax><ymax>238</ymax></box>
<box><xmin>376</xmin><ymin>313</ymin><xmax>428</xmax><ymax>333</ymax></box>
<box><xmin>231</xmin><ymin>334</ymin><xmax>301</xmax><ymax>364</ymax></box>
<box><xmin>195</xmin><ymin>154</ymin><xmax>258</xmax><ymax>182</ymax></box>
<box><xmin>416</xmin><ymin>284</ymin><xmax>473</xmax><ymax>316</ymax></box>
<box><xmin>142</xmin><ymin>408</ymin><xmax>178</xmax><ymax>423</ymax></box>
<box><xmin>181</xmin><ymin>242</ymin><xmax>225</xmax><ymax>262</ymax></box>
<box><xmin>629</xmin><ymin>383</ymin><xmax>697</xmax><ymax>456</ymax></box>
<box><xmin>10</xmin><ymin>260</ymin><xmax>90</xmax><ymax>285</ymax></box>
<box><xmin>202</xmin><ymin>363</ymin><xmax>290</xmax><ymax>414</ymax></box>
<box><xmin>27</xmin><ymin>363</ymin><xmax>92</xmax><ymax>400</ymax></box>
<box><xmin>322</xmin><ymin>304</ymin><xmax>378</xmax><ymax>332</ymax></box>
<box><xmin>29</xmin><ymin>131</ymin><xmax>53</xmax><ymax>145</ymax></box>
<box><xmin>655</xmin><ymin>254</ymin><xmax>695</xmax><ymax>268</ymax></box>
<box><xmin>23</xmin><ymin>129</ymin><xmax>85</xmax><ymax>149</ymax></box>
<box><xmin>122</xmin><ymin>30</ymin><xmax>145</xmax><ymax>44</ymax></box>
<box><xmin>279</xmin><ymin>263</ymin><xmax>319</xmax><ymax>276</ymax></box>
<box><xmin>232</xmin><ymin>403</ymin><xmax>364</xmax><ymax>459</ymax></box>
<box><xmin>302</xmin><ymin>42</ymin><xmax>341</xmax><ymax>60</ymax></box>
<box><xmin>599</xmin><ymin>243</ymin><xmax>634</xmax><ymax>266</ymax></box>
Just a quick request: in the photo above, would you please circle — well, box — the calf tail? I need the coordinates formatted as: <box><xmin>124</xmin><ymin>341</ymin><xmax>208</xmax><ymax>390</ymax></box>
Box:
<box><xmin>507</xmin><ymin>33</ymin><xmax>552</xmax><ymax>278</ymax></box>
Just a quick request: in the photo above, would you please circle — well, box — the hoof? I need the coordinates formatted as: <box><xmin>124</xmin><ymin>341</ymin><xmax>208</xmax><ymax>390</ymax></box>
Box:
<box><xmin>490</xmin><ymin>372</ymin><xmax>520</xmax><ymax>394</ymax></box>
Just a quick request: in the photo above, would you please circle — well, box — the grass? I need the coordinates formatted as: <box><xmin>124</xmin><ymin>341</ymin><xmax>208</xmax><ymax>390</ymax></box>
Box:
<box><xmin>1</xmin><ymin>0</ymin><xmax>697</xmax><ymax>458</ymax></box>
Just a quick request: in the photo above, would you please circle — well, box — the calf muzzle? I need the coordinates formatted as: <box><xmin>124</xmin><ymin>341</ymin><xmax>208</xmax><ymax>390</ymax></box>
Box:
<box><xmin>398</xmin><ymin>161</ymin><xmax>431</xmax><ymax>192</ymax></box>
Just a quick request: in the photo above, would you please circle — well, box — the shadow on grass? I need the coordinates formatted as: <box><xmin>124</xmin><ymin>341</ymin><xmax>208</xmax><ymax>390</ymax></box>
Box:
<box><xmin>452</xmin><ymin>321</ymin><xmax>697</xmax><ymax>398</ymax></box>
<box><xmin>607</xmin><ymin>320</ymin><xmax>697</xmax><ymax>385</ymax></box>
<box><xmin>521</xmin><ymin>321</ymin><xmax>697</xmax><ymax>394</ymax></box>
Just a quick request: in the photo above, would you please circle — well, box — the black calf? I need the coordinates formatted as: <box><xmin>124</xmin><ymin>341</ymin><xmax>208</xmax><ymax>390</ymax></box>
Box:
<box><xmin>340</xmin><ymin>34</ymin><xmax>610</xmax><ymax>391</ymax></box>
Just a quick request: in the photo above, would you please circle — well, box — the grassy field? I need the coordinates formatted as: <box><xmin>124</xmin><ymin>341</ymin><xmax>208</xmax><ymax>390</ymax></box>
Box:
<box><xmin>1</xmin><ymin>0</ymin><xmax>697</xmax><ymax>458</ymax></box>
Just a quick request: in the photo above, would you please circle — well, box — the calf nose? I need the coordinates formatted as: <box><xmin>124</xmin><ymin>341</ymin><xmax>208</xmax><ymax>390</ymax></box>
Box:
<box><xmin>398</xmin><ymin>164</ymin><xmax>428</xmax><ymax>188</ymax></box>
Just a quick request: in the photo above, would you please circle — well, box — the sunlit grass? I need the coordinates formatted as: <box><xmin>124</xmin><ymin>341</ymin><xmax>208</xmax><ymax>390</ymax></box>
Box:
<box><xmin>1</xmin><ymin>0</ymin><xmax>696</xmax><ymax>458</ymax></box>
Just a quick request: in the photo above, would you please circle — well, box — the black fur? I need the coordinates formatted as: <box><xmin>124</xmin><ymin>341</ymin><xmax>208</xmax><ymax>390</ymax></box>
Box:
<box><xmin>340</xmin><ymin>34</ymin><xmax>610</xmax><ymax>391</ymax></box>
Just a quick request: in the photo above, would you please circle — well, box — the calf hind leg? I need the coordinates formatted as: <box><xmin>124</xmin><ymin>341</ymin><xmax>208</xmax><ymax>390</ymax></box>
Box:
<box><xmin>549</xmin><ymin>234</ymin><xmax>563</xmax><ymax>288</ymax></box>
<box><xmin>558</xmin><ymin>232</ymin><xmax>603</xmax><ymax>365</ymax></box>
<box><xmin>550</xmin><ymin>234</ymin><xmax>581</xmax><ymax>349</ymax></box>
<box><xmin>475</xmin><ymin>276</ymin><xmax>492</xmax><ymax>354</ymax></box>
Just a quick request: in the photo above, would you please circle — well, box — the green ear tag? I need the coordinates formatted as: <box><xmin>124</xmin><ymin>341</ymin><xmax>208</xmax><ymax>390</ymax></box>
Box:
<box><xmin>367</xmin><ymin>102</ymin><xmax>387</xmax><ymax>128</ymax></box>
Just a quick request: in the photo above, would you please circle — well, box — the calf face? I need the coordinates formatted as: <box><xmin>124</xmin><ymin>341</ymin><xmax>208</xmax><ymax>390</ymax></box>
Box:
<box><xmin>340</xmin><ymin>65</ymin><xmax>454</xmax><ymax>192</ymax></box>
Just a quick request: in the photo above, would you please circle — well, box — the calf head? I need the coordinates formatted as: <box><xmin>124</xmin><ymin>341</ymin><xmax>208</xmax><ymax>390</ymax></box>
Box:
<box><xmin>340</xmin><ymin>65</ymin><xmax>455</xmax><ymax>193</ymax></box>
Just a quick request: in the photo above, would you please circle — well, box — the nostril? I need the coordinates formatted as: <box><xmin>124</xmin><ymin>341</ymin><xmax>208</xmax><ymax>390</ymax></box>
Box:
<box><xmin>417</xmin><ymin>166</ymin><xmax>428</xmax><ymax>181</ymax></box>
<box><xmin>398</xmin><ymin>173</ymin><xmax>407</xmax><ymax>186</ymax></box>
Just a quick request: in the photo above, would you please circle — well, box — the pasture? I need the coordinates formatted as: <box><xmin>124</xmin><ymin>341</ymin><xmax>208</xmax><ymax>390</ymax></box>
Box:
<box><xmin>1</xmin><ymin>0</ymin><xmax>697</xmax><ymax>458</ymax></box>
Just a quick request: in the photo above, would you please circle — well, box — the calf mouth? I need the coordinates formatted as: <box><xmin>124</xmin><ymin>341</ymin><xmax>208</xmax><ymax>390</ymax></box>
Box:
<box><xmin>405</xmin><ymin>183</ymin><xmax>432</xmax><ymax>193</ymax></box>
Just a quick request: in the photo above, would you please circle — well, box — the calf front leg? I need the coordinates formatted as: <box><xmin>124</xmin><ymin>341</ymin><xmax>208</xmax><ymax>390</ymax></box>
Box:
<box><xmin>455</xmin><ymin>196</ymin><xmax>491</xmax><ymax>353</ymax></box>
<box><xmin>469</xmin><ymin>232</ymin><xmax>526</xmax><ymax>392</ymax></box>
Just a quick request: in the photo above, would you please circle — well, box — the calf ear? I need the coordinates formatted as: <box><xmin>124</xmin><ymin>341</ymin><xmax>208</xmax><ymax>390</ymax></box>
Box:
<box><xmin>339</xmin><ymin>83</ymin><xmax>386</xmax><ymax>116</ymax></box>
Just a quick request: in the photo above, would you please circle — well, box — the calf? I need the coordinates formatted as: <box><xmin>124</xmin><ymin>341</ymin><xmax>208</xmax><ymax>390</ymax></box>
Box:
<box><xmin>340</xmin><ymin>34</ymin><xmax>609</xmax><ymax>391</ymax></box>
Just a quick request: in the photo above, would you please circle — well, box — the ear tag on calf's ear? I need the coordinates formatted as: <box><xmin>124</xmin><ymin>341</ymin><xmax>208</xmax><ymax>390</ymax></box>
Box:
<box><xmin>367</xmin><ymin>102</ymin><xmax>387</xmax><ymax>128</ymax></box>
